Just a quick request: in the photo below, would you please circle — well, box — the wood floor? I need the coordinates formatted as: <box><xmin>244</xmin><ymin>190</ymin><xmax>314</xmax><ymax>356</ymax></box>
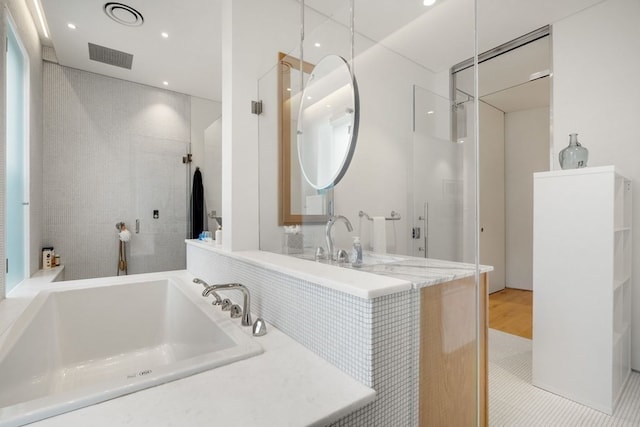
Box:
<box><xmin>488</xmin><ymin>288</ymin><xmax>532</xmax><ymax>339</ymax></box>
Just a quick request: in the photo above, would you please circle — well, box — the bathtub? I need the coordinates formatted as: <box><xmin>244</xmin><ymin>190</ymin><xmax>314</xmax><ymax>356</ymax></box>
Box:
<box><xmin>0</xmin><ymin>276</ymin><xmax>263</xmax><ymax>426</ymax></box>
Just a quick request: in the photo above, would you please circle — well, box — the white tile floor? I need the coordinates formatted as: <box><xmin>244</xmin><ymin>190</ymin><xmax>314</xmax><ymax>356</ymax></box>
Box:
<box><xmin>489</xmin><ymin>329</ymin><xmax>640</xmax><ymax>426</ymax></box>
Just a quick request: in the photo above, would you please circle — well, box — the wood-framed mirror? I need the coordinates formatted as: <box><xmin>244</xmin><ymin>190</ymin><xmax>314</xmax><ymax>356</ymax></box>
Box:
<box><xmin>278</xmin><ymin>52</ymin><xmax>331</xmax><ymax>225</ymax></box>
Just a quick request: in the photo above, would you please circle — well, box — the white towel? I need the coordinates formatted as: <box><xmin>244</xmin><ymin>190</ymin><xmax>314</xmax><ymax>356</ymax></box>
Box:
<box><xmin>372</xmin><ymin>216</ymin><xmax>387</xmax><ymax>254</ymax></box>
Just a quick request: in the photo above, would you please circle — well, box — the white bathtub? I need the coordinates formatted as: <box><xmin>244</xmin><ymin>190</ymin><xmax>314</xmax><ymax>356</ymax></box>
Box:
<box><xmin>0</xmin><ymin>276</ymin><xmax>263</xmax><ymax>426</ymax></box>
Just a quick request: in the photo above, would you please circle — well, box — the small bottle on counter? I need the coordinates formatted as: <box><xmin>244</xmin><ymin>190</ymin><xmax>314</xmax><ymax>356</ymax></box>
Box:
<box><xmin>55</xmin><ymin>254</ymin><xmax>61</xmax><ymax>267</ymax></box>
<box><xmin>351</xmin><ymin>236</ymin><xmax>363</xmax><ymax>268</ymax></box>
<box><xmin>215</xmin><ymin>226</ymin><xmax>222</xmax><ymax>246</ymax></box>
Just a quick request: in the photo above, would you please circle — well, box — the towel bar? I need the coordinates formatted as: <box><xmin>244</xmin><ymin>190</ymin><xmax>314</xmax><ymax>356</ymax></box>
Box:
<box><xmin>358</xmin><ymin>210</ymin><xmax>401</xmax><ymax>221</ymax></box>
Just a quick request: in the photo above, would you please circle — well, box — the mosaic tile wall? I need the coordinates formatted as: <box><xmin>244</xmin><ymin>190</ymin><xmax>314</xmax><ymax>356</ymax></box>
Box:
<box><xmin>42</xmin><ymin>61</ymin><xmax>190</xmax><ymax>280</ymax></box>
<box><xmin>187</xmin><ymin>244</ymin><xmax>420</xmax><ymax>425</ymax></box>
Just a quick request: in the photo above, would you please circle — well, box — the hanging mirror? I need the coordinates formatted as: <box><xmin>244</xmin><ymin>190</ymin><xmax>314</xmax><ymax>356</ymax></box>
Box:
<box><xmin>296</xmin><ymin>54</ymin><xmax>359</xmax><ymax>190</ymax></box>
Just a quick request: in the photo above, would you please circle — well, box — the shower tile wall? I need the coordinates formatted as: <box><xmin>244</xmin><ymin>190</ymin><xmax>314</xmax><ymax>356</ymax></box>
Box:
<box><xmin>43</xmin><ymin>62</ymin><xmax>190</xmax><ymax>280</ymax></box>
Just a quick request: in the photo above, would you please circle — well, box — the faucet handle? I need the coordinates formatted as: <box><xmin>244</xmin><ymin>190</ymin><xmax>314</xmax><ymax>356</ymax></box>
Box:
<box><xmin>220</xmin><ymin>298</ymin><xmax>233</xmax><ymax>311</ymax></box>
<box><xmin>336</xmin><ymin>249</ymin><xmax>349</xmax><ymax>264</ymax></box>
<box><xmin>252</xmin><ymin>318</ymin><xmax>267</xmax><ymax>336</ymax></box>
<box><xmin>230</xmin><ymin>304</ymin><xmax>242</xmax><ymax>318</ymax></box>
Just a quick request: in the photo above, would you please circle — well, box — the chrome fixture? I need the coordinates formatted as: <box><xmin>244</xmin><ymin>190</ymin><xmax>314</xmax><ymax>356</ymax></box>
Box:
<box><xmin>336</xmin><ymin>249</ymin><xmax>349</xmax><ymax>264</ymax></box>
<box><xmin>220</xmin><ymin>298</ymin><xmax>232</xmax><ymax>311</ymax></box>
<box><xmin>193</xmin><ymin>278</ymin><xmax>222</xmax><ymax>305</ymax></box>
<box><xmin>358</xmin><ymin>210</ymin><xmax>401</xmax><ymax>221</ymax></box>
<box><xmin>230</xmin><ymin>304</ymin><xmax>242</xmax><ymax>318</ymax></box>
<box><xmin>252</xmin><ymin>318</ymin><xmax>267</xmax><ymax>337</ymax></box>
<box><xmin>315</xmin><ymin>246</ymin><xmax>326</xmax><ymax>261</ymax></box>
<box><xmin>202</xmin><ymin>283</ymin><xmax>252</xmax><ymax>326</ymax></box>
<box><xmin>193</xmin><ymin>277</ymin><xmax>207</xmax><ymax>286</ymax></box>
<box><xmin>325</xmin><ymin>215</ymin><xmax>353</xmax><ymax>261</ymax></box>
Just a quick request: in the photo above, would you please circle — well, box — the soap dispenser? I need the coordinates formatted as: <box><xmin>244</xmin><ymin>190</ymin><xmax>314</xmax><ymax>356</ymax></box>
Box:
<box><xmin>352</xmin><ymin>236</ymin><xmax>363</xmax><ymax>267</ymax></box>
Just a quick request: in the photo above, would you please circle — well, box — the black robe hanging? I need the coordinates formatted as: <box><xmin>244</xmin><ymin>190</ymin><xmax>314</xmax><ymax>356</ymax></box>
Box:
<box><xmin>191</xmin><ymin>168</ymin><xmax>205</xmax><ymax>238</ymax></box>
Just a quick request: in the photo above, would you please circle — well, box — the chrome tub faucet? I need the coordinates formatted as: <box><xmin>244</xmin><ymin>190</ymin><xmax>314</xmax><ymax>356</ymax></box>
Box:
<box><xmin>193</xmin><ymin>277</ymin><xmax>222</xmax><ymax>305</ymax></box>
<box><xmin>202</xmin><ymin>283</ymin><xmax>252</xmax><ymax>326</ymax></box>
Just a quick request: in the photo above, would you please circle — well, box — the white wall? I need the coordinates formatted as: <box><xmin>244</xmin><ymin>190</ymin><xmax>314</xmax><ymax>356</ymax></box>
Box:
<box><xmin>505</xmin><ymin>107</ymin><xmax>549</xmax><ymax>290</ymax></box>
<box><xmin>551</xmin><ymin>0</ymin><xmax>640</xmax><ymax>368</ymax></box>
<box><xmin>332</xmin><ymin>41</ymin><xmax>436</xmax><ymax>255</ymax></box>
<box><xmin>222</xmin><ymin>0</ymin><xmax>321</xmax><ymax>251</ymax></box>
<box><xmin>42</xmin><ymin>62</ymin><xmax>191</xmax><ymax>280</ymax></box>
<box><xmin>479</xmin><ymin>102</ymin><xmax>505</xmax><ymax>293</ymax></box>
<box><xmin>203</xmin><ymin>118</ymin><xmax>223</xmax><ymax>232</ymax></box>
<box><xmin>0</xmin><ymin>0</ymin><xmax>43</xmax><ymax>298</ymax></box>
<box><xmin>190</xmin><ymin>96</ymin><xmax>222</xmax><ymax>173</ymax></box>
<box><xmin>190</xmin><ymin>96</ymin><xmax>222</xmax><ymax>232</ymax></box>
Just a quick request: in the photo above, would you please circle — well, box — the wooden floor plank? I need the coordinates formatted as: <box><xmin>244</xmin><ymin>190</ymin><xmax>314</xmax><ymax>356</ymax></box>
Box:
<box><xmin>488</xmin><ymin>288</ymin><xmax>532</xmax><ymax>339</ymax></box>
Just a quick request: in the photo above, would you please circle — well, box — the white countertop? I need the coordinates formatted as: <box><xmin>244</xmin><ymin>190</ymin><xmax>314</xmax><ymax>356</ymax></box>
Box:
<box><xmin>187</xmin><ymin>240</ymin><xmax>492</xmax><ymax>298</ymax></box>
<box><xmin>0</xmin><ymin>271</ymin><xmax>375</xmax><ymax>427</ymax></box>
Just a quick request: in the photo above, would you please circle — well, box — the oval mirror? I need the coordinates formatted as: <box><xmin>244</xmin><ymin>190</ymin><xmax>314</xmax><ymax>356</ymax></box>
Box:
<box><xmin>297</xmin><ymin>55</ymin><xmax>359</xmax><ymax>190</ymax></box>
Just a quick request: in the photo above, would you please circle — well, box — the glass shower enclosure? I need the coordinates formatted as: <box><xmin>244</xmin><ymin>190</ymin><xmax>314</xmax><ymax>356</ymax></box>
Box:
<box><xmin>257</xmin><ymin>0</ymin><xmax>482</xmax><ymax>424</ymax></box>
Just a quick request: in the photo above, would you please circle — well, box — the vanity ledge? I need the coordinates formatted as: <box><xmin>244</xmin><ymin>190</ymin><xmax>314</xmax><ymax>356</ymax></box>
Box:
<box><xmin>186</xmin><ymin>240</ymin><xmax>491</xmax><ymax>299</ymax></box>
<box><xmin>187</xmin><ymin>240</ymin><xmax>412</xmax><ymax>299</ymax></box>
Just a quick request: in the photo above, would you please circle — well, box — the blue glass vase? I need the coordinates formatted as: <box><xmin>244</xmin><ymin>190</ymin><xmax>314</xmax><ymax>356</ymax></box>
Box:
<box><xmin>559</xmin><ymin>133</ymin><xmax>588</xmax><ymax>169</ymax></box>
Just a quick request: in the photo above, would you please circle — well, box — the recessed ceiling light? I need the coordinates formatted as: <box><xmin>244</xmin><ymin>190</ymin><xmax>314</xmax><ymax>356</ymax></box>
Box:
<box><xmin>286</xmin><ymin>87</ymin><xmax>292</xmax><ymax>92</ymax></box>
<box><xmin>67</xmin><ymin>23</ymin><xmax>77</xmax><ymax>30</ymax></box>
<box><xmin>423</xmin><ymin>0</ymin><xmax>437</xmax><ymax>5</ymax></box>
<box><xmin>314</xmin><ymin>42</ymin><xmax>321</xmax><ymax>47</ymax></box>
<box><xmin>161</xmin><ymin>32</ymin><xmax>169</xmax><ymax>38</ymax></box>
<box><xmin>162</xmin><ymin>81</ymin><xmax>168</xmax><ymax>86</ymax></box>
<box><xmin>427</xmin><ymin>110</ymin><xmax>435</xmax><ymax>115</ymax></box>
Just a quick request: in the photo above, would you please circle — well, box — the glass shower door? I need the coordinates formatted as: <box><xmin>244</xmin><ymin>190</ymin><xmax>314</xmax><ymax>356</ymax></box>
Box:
<box><xmin>412</xmin><ymin>85</ymin><xmax>465</xmax><ymax>261</ymax></box>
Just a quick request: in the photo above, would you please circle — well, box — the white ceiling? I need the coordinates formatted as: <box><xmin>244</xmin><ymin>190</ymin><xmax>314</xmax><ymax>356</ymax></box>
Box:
<box><xmin>482</xmin><ymin>77</ymin><xmax>550</xmax><ymax>113</ymax></box>
<box><xmin>40</xmin><ymin>0</ymin><xmax>222</xmax><ymax>100</ymax></box>
<box><xmin>35</xmin><ymin>0</ymin><xmax>604</xmax><ymax>102</ymax></box>
<box><xmin>453</xmin><ymin>36</ymin><xmax>551</xmax><ymax>113</ymax></box>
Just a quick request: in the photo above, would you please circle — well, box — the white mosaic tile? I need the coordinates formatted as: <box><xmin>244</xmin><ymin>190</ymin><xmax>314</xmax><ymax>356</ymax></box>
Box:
<box><xmin>187</xmin><ymin>245</ymin><xmax>421</xmax><ymax>426</ymax></box>
<box><xmin>42</xmin><ymin>62</ymin><xmax>190</xmax><ymax>280</ymax></box>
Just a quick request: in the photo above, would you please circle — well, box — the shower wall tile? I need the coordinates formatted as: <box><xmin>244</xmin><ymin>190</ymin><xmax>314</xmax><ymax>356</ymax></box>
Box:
<box><xmin>187</xmin><ymin>244</ymin><xmax>420</xmax><ymax>426</ymax></box>
<box><xmin>43</xmin><ymin>62</ymin><xmax>190</xmax><ymax>280</ymax></box>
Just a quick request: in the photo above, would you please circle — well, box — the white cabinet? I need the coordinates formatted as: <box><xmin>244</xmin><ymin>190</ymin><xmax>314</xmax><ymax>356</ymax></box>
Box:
<box><xmin>532</xmin><ymin>166</ymin><xmax>632</xmax><ymax>414</ymax></box>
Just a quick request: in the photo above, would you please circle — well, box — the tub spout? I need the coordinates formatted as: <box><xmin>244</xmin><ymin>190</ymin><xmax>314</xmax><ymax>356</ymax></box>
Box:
<box><xmin>202</xmin><ymin>283</ymin><xmax>252</xmax><ymax>326</ymax></box>
<box><xmin>194</xmin><ymin>278</ymin><xmax>222</xmax><ymax>305</ymax></box>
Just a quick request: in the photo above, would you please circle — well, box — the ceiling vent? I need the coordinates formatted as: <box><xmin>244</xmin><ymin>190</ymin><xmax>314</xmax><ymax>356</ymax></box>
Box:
<box><xmin>88</xmin><ymin>43</ymin><xmax>133</xmax><ymax>70</ymax></box>
<box><xmin>103</xmin><ymin>2</ymin><xmax>144</xmax><ymax>27</ymax></box>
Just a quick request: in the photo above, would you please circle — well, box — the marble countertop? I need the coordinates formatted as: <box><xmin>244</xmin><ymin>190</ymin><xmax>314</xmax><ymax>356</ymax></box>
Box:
<box><xmin>355</xmin><ymin>257</ymin><xmax>493</xmax><ymax>289</ymax></box>
<box><xmin>187</xmin><ymin>240</ymin><xmax>492</xmax><ymax>298</ymax></box>
<box><xmin>0</xmin><ymin>271</ymin><xmax>375</xmax><ymax>427</ymax></box>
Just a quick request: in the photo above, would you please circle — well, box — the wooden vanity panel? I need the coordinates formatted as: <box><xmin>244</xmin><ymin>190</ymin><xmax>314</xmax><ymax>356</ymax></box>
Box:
<box><xmin>419</xmin><ymin>273</ymin><xmax>488</xmax><ymax>427</ymax></box>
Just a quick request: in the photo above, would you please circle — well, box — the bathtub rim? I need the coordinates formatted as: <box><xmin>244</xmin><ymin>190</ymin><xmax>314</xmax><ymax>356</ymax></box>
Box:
<box><xmin>0</xmin><ymin>273</ymin><xmax>263</xmax><ymax>426</ymax></box>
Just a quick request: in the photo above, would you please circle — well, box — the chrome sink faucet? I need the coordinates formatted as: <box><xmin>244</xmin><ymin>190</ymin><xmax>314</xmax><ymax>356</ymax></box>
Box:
<box><xmin>326</xmin><ymin>215</ymin><xmax>353</xmax><ymax>261</ymax></box>
<box><xmin>202</xmin><ymin>283</ymin><xmax>252</xmax><ymax>326</ymax></box>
